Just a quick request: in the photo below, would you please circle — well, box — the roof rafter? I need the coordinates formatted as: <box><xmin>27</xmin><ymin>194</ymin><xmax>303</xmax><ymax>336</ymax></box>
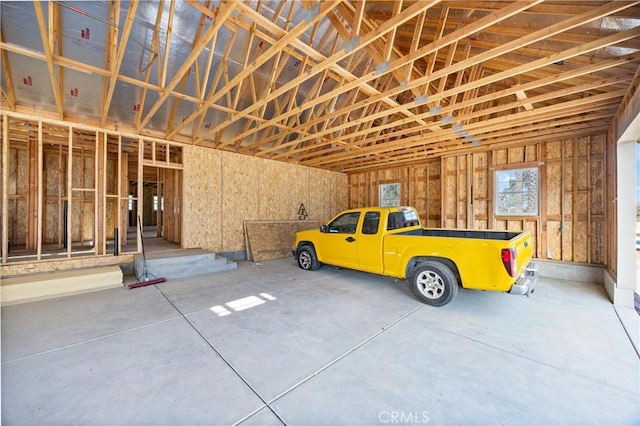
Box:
<box><xmin>33</xmin><ymin>1</ymin><xmax>64</xmax><ymax>119</ymax></box>
<box><xmin>101</xmin><ymin>0</ymin><xmax>138</xmax><ymax>124</ymax></box>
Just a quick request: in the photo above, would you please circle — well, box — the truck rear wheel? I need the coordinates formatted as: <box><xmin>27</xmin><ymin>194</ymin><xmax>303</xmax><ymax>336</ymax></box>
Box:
<box><xmin>410</xmin><ymin>261</ymin><xmax>458</xmax><ymax>307</ymax></box>
<box><xmin>297</xmin><ymin>245</ymin><xmax>321</xmax><ymax>271</ymax></box>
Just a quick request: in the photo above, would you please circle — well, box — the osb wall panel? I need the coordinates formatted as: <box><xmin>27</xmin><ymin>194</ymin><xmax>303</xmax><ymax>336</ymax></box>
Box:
<box><xmin>182</xmin><ymin>146</ymin><xmax>223</xmax><ymax>252</ymax></box>
<box><xmin>220</xmin><ymin>152</ymin><xmax>262</xmax><ymax>252</ymax></box>
<box><xmin>182</xmin><ymin>146</ymin><xmax>347</xmax><ymax>254</ymax></box>
<box><xmin>308</xmin><ymin>167</ymin><xmax>347</xmax><ymax>224</ymax></box>
<box><xmin>244</xmin><ymin>220</ymin><xmax>320</xmax><ymax>261</ymax></box>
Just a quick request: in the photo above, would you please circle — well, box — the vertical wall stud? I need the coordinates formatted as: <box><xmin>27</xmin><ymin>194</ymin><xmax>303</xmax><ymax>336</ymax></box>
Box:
<box><xmin>36</xmin><ymin>121</ymin><xmax>43</xmax><ymax>260</ymax></box>
<box><xmin>2</xmin><ymin>115</ymin><xmax>9</xmax><ymax>264</ymax></box>
<box><xmin>66</xmin><ymin>126</ymin><xmax>72</xmax><ymax>258</ymax></box>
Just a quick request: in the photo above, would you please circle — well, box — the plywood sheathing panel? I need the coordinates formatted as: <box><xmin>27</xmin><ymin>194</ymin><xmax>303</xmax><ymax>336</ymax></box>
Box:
<box><xmin>244</xmin><ymin>220</ymin><xmax>320</xmax><ymax>261</ymax></box>
<box><xmin>221</xmin><ymin>152</ymin><xmax>263</xmax><ymax>252</ymax></box>
<box><xmin>182</xmin><ymin>145</ymin><xmax>346</xmax><ymax>255</ymax></box>
<box><xmin>182</xmin><ymin>146</ymin><xmax>223</xmax><ymax>252</ymax></box>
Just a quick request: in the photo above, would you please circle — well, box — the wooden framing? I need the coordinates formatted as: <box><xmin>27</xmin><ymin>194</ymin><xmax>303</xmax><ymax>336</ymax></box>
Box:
<box><xmin>349</xmin><ymin>134</ymin><xmax>609</xmax><ymax>265</ymax></box>
<box><xmin>0</xmin><ymin>1</ymin><xmax>637</xmax><ymax>278</ymax></box>
<box><xmin>0</xmin><ymin>1</ymin><xmax>636</xmax><ymax>172</ymax></box>
<box><xmin>1</xmin><ymin>111</ymin><xmax>184</xmax><ymax>268</ymax></box>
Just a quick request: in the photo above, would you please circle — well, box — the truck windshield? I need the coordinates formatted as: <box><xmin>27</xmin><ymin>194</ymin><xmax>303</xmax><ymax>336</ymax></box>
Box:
<box><xmin>387</xmin><ymin>209</ymin><xmax>419</xmax><ymax>230</ymax></box>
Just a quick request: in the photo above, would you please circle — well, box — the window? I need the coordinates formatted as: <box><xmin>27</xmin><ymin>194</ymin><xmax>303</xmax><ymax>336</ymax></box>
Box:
<box><xmin>495</xmin><ymin>167</ymin><xmax>539</xmax><ymax>216</ymax></box>
<box><xmin>379</xmin><ymin>183</ymin><xmax>400</xmax><ymax>207</ymax></box>
<box><xmin>327</xmin><ymin>212</ymin><xmax>361</xmax><ymax>234</ymax></box>
<box><xmin>153</xmin><ymin>195</ymin><xmax>158</xmax><ymax>212</ymax></box>
<box><xmin>362</xmin><ymin>212</ymin><xmax>380</xmax><ymax>235</ymax></box>
<box><xmin>128</xmin><ymin>195</ymin><xmax>134</xmax><ymax>211</ymax></box>
<box><xmin>387</xmin><ymin>208</ymin><xmax>420</xmax><ymax>230</ymax></box>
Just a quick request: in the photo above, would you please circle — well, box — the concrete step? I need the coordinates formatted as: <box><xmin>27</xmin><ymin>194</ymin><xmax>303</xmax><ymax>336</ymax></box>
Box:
<box><xmin>133</xmin><ymin>249</ymin><xmax>237</xmax><ymax>280</ymax></box>
<box><xmin>1</xmin><ymin>266</ymin><xmax>123</xmax><ymax>305</ymax></box>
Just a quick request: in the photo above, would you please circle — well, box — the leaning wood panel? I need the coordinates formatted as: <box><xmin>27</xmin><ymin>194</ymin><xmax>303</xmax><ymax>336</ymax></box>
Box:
<box><xmin>244</xmin><ymin>220</ymin><xmax>320</xmax><ymax>261</ymax></box>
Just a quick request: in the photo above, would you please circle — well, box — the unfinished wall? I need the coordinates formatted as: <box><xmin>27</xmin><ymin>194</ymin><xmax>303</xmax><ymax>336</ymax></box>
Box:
<box><xmin>182</xmin><ymin>145</ymin><xmax>347</xmax><ymax>254</ymax></box>
<box><xmin>348</xmin><ymin>160</ymin><xmax>442</xmax><ymax>227</ymax></box>
<box><xmin>347</xmin><ymin>135</ymin><xmax>608</xmax><ymax>266</ymax></box>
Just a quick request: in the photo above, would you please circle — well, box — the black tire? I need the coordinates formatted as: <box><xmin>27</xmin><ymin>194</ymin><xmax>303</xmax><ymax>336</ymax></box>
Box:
<box><xmin>297</xmin><ymin>245</ymin><xmax>321</xmax><ymax>271</ymax></box>
<box><xmin>410</xmin><ymin>261</ymin><xmax>458</xmax><ymax>307</ymax></box>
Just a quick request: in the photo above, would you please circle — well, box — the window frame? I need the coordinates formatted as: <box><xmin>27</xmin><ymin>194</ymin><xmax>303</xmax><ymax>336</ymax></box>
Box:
<box><xmin>379</xmin><ymin>182</ymin><xmax>401</xmax><ymax>207</ymax></box>
<box><xmin>494</xmin><ymin>166</ymin><xmax>540</xmax><ymax>217</ymax></box>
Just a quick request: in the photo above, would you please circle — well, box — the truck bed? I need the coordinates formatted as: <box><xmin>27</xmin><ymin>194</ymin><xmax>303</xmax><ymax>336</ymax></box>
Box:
<box><xmin>395</xmin><ymin>228</ymin><xmax>521</xmax><ymax>241</ymax></box>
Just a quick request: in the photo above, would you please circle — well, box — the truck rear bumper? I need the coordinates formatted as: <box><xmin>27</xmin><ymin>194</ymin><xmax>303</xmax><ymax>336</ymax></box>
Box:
<box><xmin>509</xmin><ymin>262</ymin><xmax>539</xmax><ymax>296</ymax></box>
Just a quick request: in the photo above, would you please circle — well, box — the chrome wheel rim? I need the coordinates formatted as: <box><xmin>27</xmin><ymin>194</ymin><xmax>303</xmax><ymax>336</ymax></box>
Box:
<box><xmin>416</xmin><ymin>270</ymin><xmax>445</xmax><ymax>299</ymax></box>
<box><xmin>299</xmin><ymin>251</ymin><xmax>312</xmax><ymax>269</ymax></box>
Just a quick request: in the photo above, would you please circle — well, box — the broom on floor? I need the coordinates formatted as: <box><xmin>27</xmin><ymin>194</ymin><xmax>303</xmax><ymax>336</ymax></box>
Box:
<box><xmin>128</xmin><ymin>215</ymin><xmax>166</xmax><ymax>289</ymax></box>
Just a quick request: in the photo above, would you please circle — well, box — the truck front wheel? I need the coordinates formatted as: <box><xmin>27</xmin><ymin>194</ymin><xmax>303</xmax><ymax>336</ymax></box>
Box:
<box><xmin>410</xmin><ymin>261</ymin><xmax>458</xmax><ymax>307</ymax></box>
<box><xmin>297</xmin><ymin>245</ymin><xmax>321</xmax><ymax>271</ymax></box>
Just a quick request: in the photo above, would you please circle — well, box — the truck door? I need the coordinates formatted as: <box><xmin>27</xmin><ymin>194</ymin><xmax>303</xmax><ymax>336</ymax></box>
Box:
<box><xmin>320</xmin><ymin>211</ymin><xmax>361</xmax><ymax>268</ymax></box>
<box><xmin>357</xmin><ymin>211</ymin><xmax>384</xmax><ymax>274</ymax></box>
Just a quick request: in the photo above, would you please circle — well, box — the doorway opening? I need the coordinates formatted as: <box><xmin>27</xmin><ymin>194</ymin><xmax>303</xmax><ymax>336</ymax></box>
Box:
<box><xmin>121</xmin><ymin>166</ymin><xmax>182</xmax><ymax>254</ymax></box>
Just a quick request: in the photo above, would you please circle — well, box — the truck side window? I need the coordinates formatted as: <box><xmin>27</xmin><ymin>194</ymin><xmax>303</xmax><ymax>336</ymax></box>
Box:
<box><xmin>362</xmin><ymin>212</ymin><xmax>380</xmax><ymax>235</ymax></box>
<box><xmin>327</xmin><ymin>212</ymin><xmax>361</xmax><ymax>234</ymax></box>
<box><xmin>387</xmin><ymin>212</ymin><xmax>403</xmax><ymax>230</ymax></box>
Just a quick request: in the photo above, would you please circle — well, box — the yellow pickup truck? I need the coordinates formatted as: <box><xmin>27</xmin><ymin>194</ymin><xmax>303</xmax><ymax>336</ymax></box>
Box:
<box><xmin>293</xmin><ymin>206</ymin><xmax>538</xmax><ymax>307</ymax></box>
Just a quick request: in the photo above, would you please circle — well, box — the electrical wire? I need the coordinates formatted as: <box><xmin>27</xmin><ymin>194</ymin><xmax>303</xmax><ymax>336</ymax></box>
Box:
<box><xmin>53</xmin><ymin>0</ymin><xmax>158</xmax><ymax>73</ymax></box>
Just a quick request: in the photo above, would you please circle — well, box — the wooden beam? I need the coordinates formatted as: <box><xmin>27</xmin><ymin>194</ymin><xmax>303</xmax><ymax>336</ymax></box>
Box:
<box><xmin>2</xmin><ymin>115</ymin><xmax>8</xmax><ymax>264</ymax></box>
<box><xmin>0</xmin><ymin>21</ymin><xmax>16</xmax><ymax>110</ymax></box>
<box><xmin>136</xmin><ymin>0</ymin><xmax>164</xmax><ymax>131</ymax></box>
<box><xmin>102</xmin><ymin>0</ymin><xmax>138</xmax><ymax>124</ymax></box>
<box><xmin>220</xmin><ymin>0</ymin><xmax>441</xmax><ymax>148</ymax></box>
<box><xmin>352</xmin><ymin>0</ymin><xmax>366</xmax><ymax>37</ymax></box>
<box><xmin>160</xmin><ymin>0</ymin><xmax>176</xmax><ymax>88</ymax></box>
<box><xmin>33</xmin><ymin>1</ymin><xmax>64</xmax><ymax>119</ymax></box>
<box><xmin>139</xmin><ymin>0</ymin><xmax>236</xmax><ymax>131</ymax></box>
<box><xmin>271</xmin><ymin>23</ymin><xmax>640</xmax><ymax>159</ymax></box>
<box><xmin>173</xmin><ymin>0</ymin><xmax>342</xmax><ymax>142</ymax></box>
<box><xmin>102</xmin><ymin>0</ymin><xmax>120</xmax><ymax>123</ymax></box>
<box><xmin>300</xmin><ymin>90</ymin><xmax>625</xmax><ymax>167</ymax></box>
<box><xmin>242</xmin><ymin>0</ymin><xmax>540</xmax><ymax>155</ymax></box>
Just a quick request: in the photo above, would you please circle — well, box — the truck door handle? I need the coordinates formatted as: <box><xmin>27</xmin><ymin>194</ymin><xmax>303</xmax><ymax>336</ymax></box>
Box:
<box><xmin>345</xmin><ymin>236</ymin><xmax>356</xmax><ymax>243</ymax></box>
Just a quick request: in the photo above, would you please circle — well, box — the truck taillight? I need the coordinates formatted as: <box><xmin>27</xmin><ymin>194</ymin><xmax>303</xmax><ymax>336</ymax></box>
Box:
<box><xmin>501</xmin><ymin>247</ymin><xmax>517</xmax><ymax>277</ymax></box>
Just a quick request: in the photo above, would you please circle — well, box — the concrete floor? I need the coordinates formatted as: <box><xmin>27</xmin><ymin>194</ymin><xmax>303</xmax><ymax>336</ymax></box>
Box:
<box><xmin>2</xmin><ymin>258</ymin><xmax>639</xmax><ymax>425</ymax></box>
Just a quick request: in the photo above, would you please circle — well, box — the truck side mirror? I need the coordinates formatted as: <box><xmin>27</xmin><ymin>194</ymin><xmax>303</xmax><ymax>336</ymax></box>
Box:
<box><xmin>320</xmin><ymin>225</ymin><xmax>328</xmax><ymax>233</ymax></box>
